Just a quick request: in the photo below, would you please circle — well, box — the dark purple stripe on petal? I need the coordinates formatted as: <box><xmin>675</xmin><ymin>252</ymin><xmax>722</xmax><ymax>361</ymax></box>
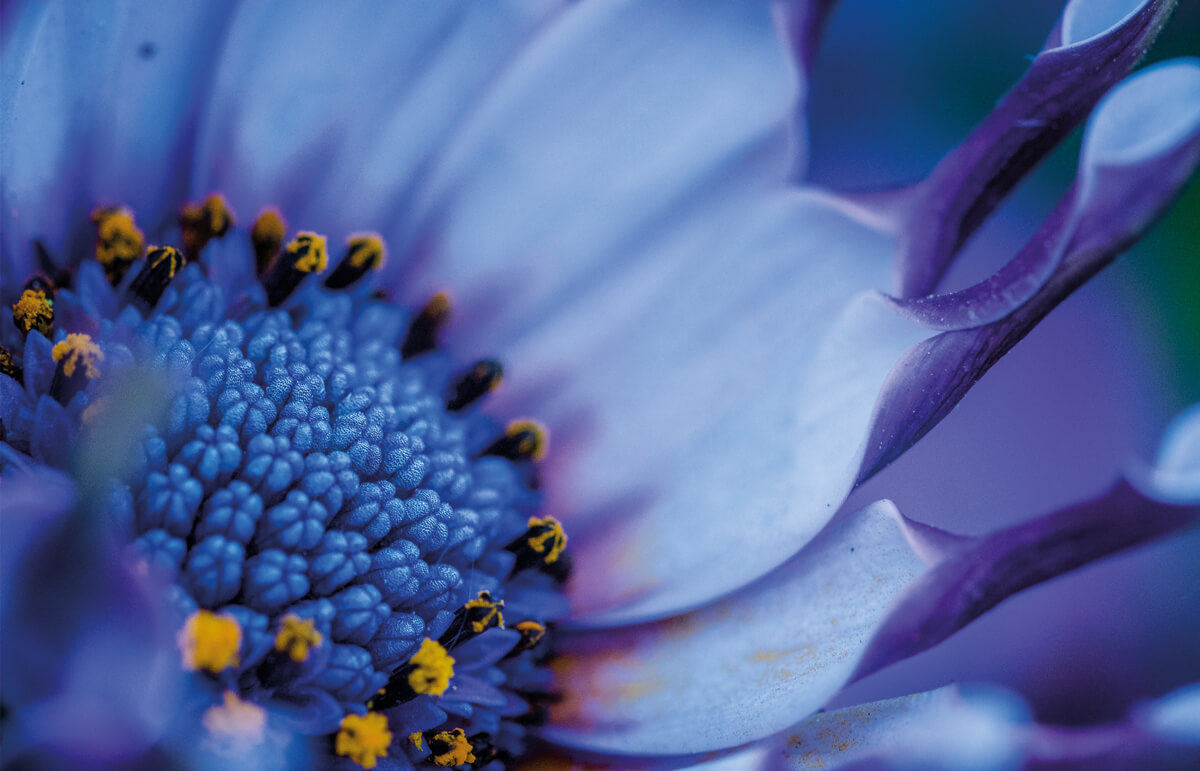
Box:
<box><xmin>893</xmin><ymin>0</ymin><xmax>1175</xmax><ymax>299</ymax></box>
<box><xmin>859</xmin><ymin>60</ymin><xmax>1200</xmax><ymax>481</ymax></box>
<box><xmin>850</xmin><ymin>479</ymin><xmax>1200</xmax><ymax>684</ymax></box>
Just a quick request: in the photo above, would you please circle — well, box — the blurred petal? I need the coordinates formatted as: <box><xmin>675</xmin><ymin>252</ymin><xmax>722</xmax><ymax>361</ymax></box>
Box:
<box><xmin>859</xmin><ymin>59</ymin><xmax>1200</xmax><ymax>480</ymax></box>
<box><xmin>853</xmin><ymin>403</ymin><xmax>1200</xmax><ymax>683</ymax></box>
<box><xmin>402</xmin><ymin>0</ymin><xmax>797</xmax><ymax>350</ymax></box>
<box><xmin>777</xmin><ymin>685</ymin><xmax>1029</xmax><ymax>771</ymax></box>
<box><xmin>541</xmin><ymin>500</ymin><xmax>932</xmax><ymax>755</ymax></box>
<box><xmin>893</xmin><ymin>0</ymin><xmax>1175</xmax><ymax>298</ymax></box>
<box><xmin>557</xmin><ymin>193</ymin><xmax>930</xmax><ymax>625</ymax></box>
<box><xmin>190</xmin><ymin>0</ymin><xmax>559</xmax><ymax>233</ymax></box>
<box><xmin>0</xmin><ymin>0</ymin><xmax>233</xmax><ymax>281</ymax></box>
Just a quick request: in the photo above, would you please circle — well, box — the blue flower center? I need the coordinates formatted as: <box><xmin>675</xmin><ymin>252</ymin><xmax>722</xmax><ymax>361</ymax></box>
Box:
<box><xmin>1</xmin><ymin>199</ymin><xmax>567</xmax><ymax>768</ymax></box>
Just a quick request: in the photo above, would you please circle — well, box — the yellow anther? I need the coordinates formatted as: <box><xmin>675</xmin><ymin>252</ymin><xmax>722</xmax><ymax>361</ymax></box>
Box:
<box><xmin>335</xmin><ymin>712</ymin><xmax>392</xmax><ymax>769</ymax></box>
<box><xmin>202</xmin><ymin>691</ymin><xmax>266</xmax><ymax>746</ymax></box>
<box><xmin>51</xmin><ymin>334</ymin><xmax>103</xmax><ymax>379</ymax></box>
<box><xmin>0</xmin><ymin>345</ymin><xmax>20</xmax><ymax>380</ymax></box>
<box><xmin>178</xmin><ymin>610</ymin><xmax>242</xmax><ymax>673</ymax></box>
<box><xmin>407</xmin><ymin>638</ymin><xmax>455</xmax><ymax>696</ymax></box>
<box><xmin>526</xmin><ymin>516</ymin><xmax>567</xmax><ymax>564</ymax></box>
<box><xmin>92</xmin><ymin>207</ymin><xmax>145</xmax><ymax>279</ymax></box>
<box><xmin>409</xmin><ymin>732</ymin><xmax>425</xmax><ymax>751</ymax></box>
<box><xmin>345</xmin><ymin>233</ymin><xmax>386</xmax><ymax>270</ymax></box>
<box><xmin>428</xmin><ymin>728</ymin><xmax>475</xmax><ymax>768</ymax></box>
<box><xmin>274</xmin><ymin>613</ymin><xmax>323</xmax><ymax>662</ymax></box>
<box><xmin>181</xmin><ymin>194</ymin><xmax>235</xmax><ymax>255</ymax></box>
<box><xmin>515</xmin><ymin>620</ymin><xmax>546</xmax><ymax>648</ymax></box>
<box><xmin>464</xmin><ymin>591</ymin><xmax>505</xmax><ymax>633</ymax></box>
<box><xmin>146</xmin><ymin>244</ymin><xmax>184</xmax><ymax>279</ymax></box>
<box><xmin>201</xmin><ymin>194</ymin><xmax>234</xmax><ymax>237</ymax></box>
<box><xmin>508</xmin><ymin>419</ymin><xmax>549</xmax><ymax>461</ymax></box>
<box><xmin>285</xmin><ymin>232</ymin><xmax>328</xmax><ymax>273</ymax></box>
<box><xmin>12</xmin><ymin>289</ymin><xmax>53</xmax><ymax>336</ymax></box>
<box><xmin>252</xmin><ymin>207</ymin><xmax>287</xmax><ymax>272</ymax></box>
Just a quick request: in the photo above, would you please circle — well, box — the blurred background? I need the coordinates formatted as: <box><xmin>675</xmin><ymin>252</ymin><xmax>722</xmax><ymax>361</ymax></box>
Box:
<box><xmin>809</xmin><ymin>0</ymin><xmax>1200</xmax><ymax>725</ymax></box>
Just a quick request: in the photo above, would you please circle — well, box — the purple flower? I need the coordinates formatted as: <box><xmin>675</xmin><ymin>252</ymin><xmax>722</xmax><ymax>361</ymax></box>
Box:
<box><xmin>1</xmin><ymin>1</ymin><xmax>1199</xmax><ymax>769</ymax></box>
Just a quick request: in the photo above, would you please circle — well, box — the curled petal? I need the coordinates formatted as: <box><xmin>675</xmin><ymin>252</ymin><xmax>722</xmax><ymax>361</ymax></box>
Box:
<box><xmin>893</xmin><ymin>0</ymin><xmax>1175</xmax><ymax>298</ymax></box>
<box><xmin>860</xmin><ymin>59</ymin><xmax>1200</xmax><ymax>480</ymax></box>
<box><xmin>853</xmin><ymin>404</ymin><xmax>1200</xmax><ymax>683</ymax></box>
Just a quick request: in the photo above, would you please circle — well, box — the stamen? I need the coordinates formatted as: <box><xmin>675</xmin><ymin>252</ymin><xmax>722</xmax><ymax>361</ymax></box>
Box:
<box><xmin>178</xmin><ymin>610</ymin><xmax>241</xmax><ymax>673</ymax></box>
<box><xmin>128</xmin><ymin>245</ymin><xmax>185</xmax><ymax>310</ymax></box>
<box><xmin>439</xmin><ymin>591</ymin><xmax>504</xmax><ymax>647</ymax></box>
<box><xmin>274</xmin><ymin>613</ymin><xmax>323</xmax><ymax>662</ymax></box>
<box><xmin>251</xmin><ymin>207</ymin><xmax>287</xmax><ymax>275</ymax></box>
<box><xmin>506</xmin><ymin>516</ymin><xmax>567</xmax><ymax>572</ymax></box>
<box><xmin>91</xmin><ymin>206</ymin><xmax>145</xmax><ymax>284</ymax></box>
<box><xmin>373</xmin><ymin>638</ymin><xmax>455</xmax><ymax>709</ymax></box>
<box><xmin>180</xmin><ymin>194</ymin><xmax>235</xmax><ymax>258</ymax></box>
<box><xmin>335</xmin><ymin>712</ymin><xmax>392</xmax><ymax>770</ymax></box>
<box><xmin>324</xmin><ymin>233</ymin><xmax>386</xmax><ymax>289</ymax></box>
<box><xmin>401</xmin><ymin>291</ymin><xmax>451</xmax><ymax>358</ymax></box>
<box><xmin>483</xmin><ymin>419</ymin><xmax>548</xmax><ymax>462</ymax></box>
<box><xmin>0</xmin><ymin>345</ymin><xmax>22</xmax><ymax>383</ymax></box>
<box><xmin>426</xmin><ymin>728</ymin><xmax>475</xmax><ymax>768</ymax></box>
<box><xmin>11</xmin><ymin>288</ymin><xmax>53</xmax><ymax>337</ymax></box>
<box><xmin>409</xmin><ymin>732</ymin><xmax>425</xmax><ymax>752</ymax></box>
<box><xmin>445</xmin><ymin>359</ymin><xmax>503</xmax><ymax>412</ymax></box>
<box><xmin>506</xmin><ymin>621</ymin><xmax>547</xmax><ymax>658</ymax></box>
<box><xmin>202</xmin><ymin>691</ymin><xmax>266</xmax><ymax>747</ymax></box>
<box><xmin>49</xmin><ymin>333</ymin><xmax>103</xmax><ymax>404</ymax></box>
<box><xmin>263</xmin><ymin>231</ymin><xmax>327</xmax><ymax>306</ymax></box>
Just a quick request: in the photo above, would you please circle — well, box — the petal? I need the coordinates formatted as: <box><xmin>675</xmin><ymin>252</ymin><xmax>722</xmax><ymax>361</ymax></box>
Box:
<box><xmin>893</xmin><ymin>0</ymin><xmax>1175</xmax><ymax>298</ymax></box>
<box><xmin>399</xmin><ymin>0</ymin><xmax>798</xmax><ymax>350</ymax></box>
<box><xmin>858</xmin><ymin>59</ymin><xmax>1200</xmax><ymax>481</ymax></box>
<box><xmin>852</xmin><ymin>404</ymin><xmax>1200</xmax><ymax>684</ymax></box>
<box><xmin>556</xmin><ymin>192</ymin><xmax>929</xmax><ymax>625</ymax></box>
<box><xmin>885</xmin><ymin>57</ymin><xmax>1200</xmax><ymax>331</ymax></box>
<box><xmin>777</xmin><ymin>685</ymin><xmax>1030</xmax><ymax>771</ymax></box>
<box><xmin>0</xmin><ymin>0</ymin><xmax>234</xmax><ymax>281</ymax></box>
<box><xmin>540</xmin><ymin>500</ymin><xmax>932</xmax><ymax>755</ymax></box>
<box><xmin>190</xmin><ymin>0</ymin><xmax>560</xmax><ymax>235</ymax></box>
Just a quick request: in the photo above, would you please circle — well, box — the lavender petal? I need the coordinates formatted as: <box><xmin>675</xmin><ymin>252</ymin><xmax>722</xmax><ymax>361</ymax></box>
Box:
<box><xmin>893</xmin><ymin>0</ymin><xmax>1175</xmax><ymax>298</ymax></box>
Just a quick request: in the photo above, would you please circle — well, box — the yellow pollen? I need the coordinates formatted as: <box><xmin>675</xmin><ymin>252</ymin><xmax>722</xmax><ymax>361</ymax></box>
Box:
<box><xmin>147</xmin><ymin>244</ymin><xmax>185</xmax><ymax>278</ymax></box>
<box><xmin>335</xmin><ymin>712</ymin><xmax>392</xmax><ymax>769</ymax></box>
<box><xmin>507</xmin><ymin>419</ymin><xmax>548</xmax><ymax>461</ymax></box>
<box><xmin>93</xmin><ymin>208</ymin><xmax>145</xmax><ymax>268</ymax></box>
<box><xmin>346</xmin><ymin>233</ymin><xmax>386</xmax><ymax>269</ymax></box>
<box><xmin>274</xmin><ymin>613</ymin><xmax>323</xmax><ymax>662</ymax></box>
<box><xmin>464</xmin><ymin>592</ymin><xmax>505</xmax><ymax>633</ymax></box>
<box><xmin>409</xmin><ymin>732</ymin><xmax>425</xmax><ymax>751</ymax></box>
<box><xmin>527</xmin><ymin>516</ymin><xmax>567</xmax><ymax>564</ymax></box>
<box><xmin>285</xmin><ymin>231</ymin><xmax>328</xmax><ymax>273</ymax></box>
<box><xmin>515</xmin><ymin>620</ymin><xmax>546</xmax><ymax>646</ymax></box>
<box><xmin>12</xmin><ymin>289</ymin><xmax>53</xmax><ymax>336</ymax></box>
<box><xmin>202</xmin><ymin>691</ymin><xmax>266</xmax><ymax>746</ymax></box>
<box><xmin>253</xmin><ymin>208</ymin><xmax>286</xmax><ymax>245</ymax></box>
<box><xmin>429</xmin><ymin>728</ymin><xmax>475</xmax><ymax>767</ymax></box>
<box><xmin>407</xmin><ymin>638</ymin><xmax>455</xmax><ymax>696</ymax></box>
<box><xmin>178</xmin><ymin>610</ymin><xmax>241</xmax><ymax>673</ymax></box>
<box><xmin>51</xmin><ymin>334</ymin><xmax>103</xmax><ymax>379</ymax></box>
<box><xmin>202</xmin><ymin>193</ymin><xmax>234</xmax><ymax>236</ymax></box>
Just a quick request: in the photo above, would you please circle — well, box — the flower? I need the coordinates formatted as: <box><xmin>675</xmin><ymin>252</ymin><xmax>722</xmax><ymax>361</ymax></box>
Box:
<box><xmin>2</xmin><ymin>1</ymin><xmax>1200</xmax><ymax>770</ymax></box>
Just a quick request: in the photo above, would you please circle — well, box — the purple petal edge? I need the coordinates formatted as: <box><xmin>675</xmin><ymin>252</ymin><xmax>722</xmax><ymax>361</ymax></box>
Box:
<box><xmin>893</xmin><ymin>0</ymin><xmax>1174</xmax><ymax>299</ymax></box>
<box><xmin>858</xmin><ymin>60</ymin><xmax>1200</xmax><ymax>482</ymax></box>
<box><xmin>850</xmin><ymin>479</ymin><xmax>1199</xmax><ymax>684</ymax></box>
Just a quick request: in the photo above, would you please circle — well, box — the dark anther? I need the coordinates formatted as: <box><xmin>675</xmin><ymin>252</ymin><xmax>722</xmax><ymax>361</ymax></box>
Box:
<box><xmin>180</xmin><ymin>194</ymin><xmax>234</xmax><ymax>259</ymax></box>
<box><xmin>263</xmin><ymin>232</ymin><xmax>327</xmax><ymax>306</ymax></box>
<box><xmin>504</xmin><ymin>621</ymin><xmax>547</xmax><ymax>659</ymax></box>
<box><xmin>401</xmin><ymin>292</ymin><xmax>451</xmax><ymax>358</ymax></box>
<box><xmin>49</xmin><ymin>334</ymin><xmax>102</xmax><ymax>405</ymax></box>
<box><xmin>324</xmin><ymin>234</ymin><xmax>385</xmax><ymax>289</ymax></box>
<box><xmin>11</xmin><ymin>287</ymin><xmax>53</xmax><ymax>337</ymax></box>
<box><xmin>445</xmin><ymin>359</ymin><xmax>502</xmax><ymax>412</ymax></box>
<box><xmin>128</xmin><ymin>246</ymin><xmax>185</xmax><ymax>311</ymax></box>
<box><xmin>439</xmin><ymin>591</ymin><xmax>504</xmax><ymax>648</ymax></box>
<box><xmin>506</xmin><ymin>516</ymin><xmax>569</xmax><ymax>576</ymax></box>
<box><xmin>483</xmin><ymin>420</ymin><xmax>547</xmax><ymax>462</ymax></box>
<box><xmin>0</xmin><ymin>345</ymin><xmax>23</xmax><ymax>383</ymax></box>
<box><xmin>251</xmin><ymin>208</ymin><xmax>286</xmax><ymax>276</ymax></box>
